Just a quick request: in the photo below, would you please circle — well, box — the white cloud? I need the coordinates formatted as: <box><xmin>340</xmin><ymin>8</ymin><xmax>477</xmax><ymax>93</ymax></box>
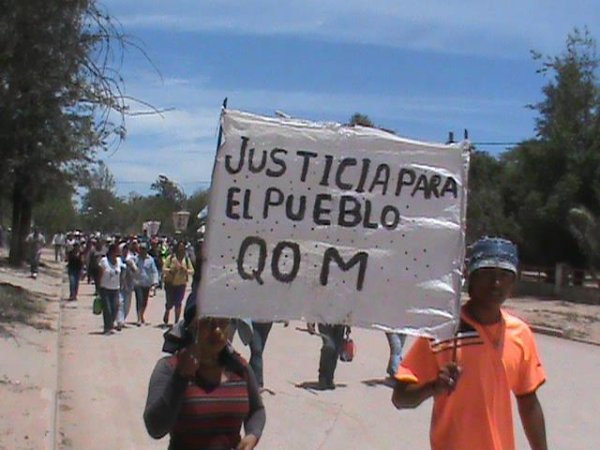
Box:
<box><xmin>104</xmin><ymin>73</ymin><xmax>533</xmax><ymax>195</ymax></box>
<box><xmin>125</xmin><ymin>108</ymin><xmax>219</xmax><ymax>141</ymax></box>
<box><xmin>104</xmin><ymin>0</ymin><xmax>600</xmax><ymax>57</ymax></box>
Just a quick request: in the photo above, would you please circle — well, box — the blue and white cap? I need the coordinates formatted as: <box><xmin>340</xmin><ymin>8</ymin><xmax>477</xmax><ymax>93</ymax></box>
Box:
<box><xmin>467</xmin><ymin>237</ymin><xmax>519</xmax><ymax>276</ymax></box>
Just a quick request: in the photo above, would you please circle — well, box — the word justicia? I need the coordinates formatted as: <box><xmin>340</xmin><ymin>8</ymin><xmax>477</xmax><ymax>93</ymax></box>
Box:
<box><xmin>224</xmin><ymin>136</ymin><xmax>460</xmax><ymax>200</ymax></box>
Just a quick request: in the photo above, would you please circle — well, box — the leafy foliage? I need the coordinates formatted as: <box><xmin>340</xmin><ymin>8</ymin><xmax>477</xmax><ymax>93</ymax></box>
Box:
<box><xmin>0</xmin><ymin>0</ymin><xmax>156</xmax><ymax>264</ymax></box>
<box><xmin>32</xmin><ymin>183</ymin><xmax>79</xmax><ymax>236</ymax></box>
<box><xmin>500</xmin><ymin>28</ymin><xmax>600</xmax><ymax>266</ymax></box>
<box><xmin>465</xmin><ymin>151</ymin><xmax>516</xmax><ymax>244</ymax></box>
<box><xmin>151</xmin><ymin>175</ymin><xmax>186</xmax><ymax>208</ymax></box>
<box><xmin>568</xmin><ymin>206</ymin><xmax>600</xmax><ymax>270</ymax></box>
<box><xmin>348</xmin><ymin>113</ymin><xmax>375</xmax><ymax>127</ymax></box>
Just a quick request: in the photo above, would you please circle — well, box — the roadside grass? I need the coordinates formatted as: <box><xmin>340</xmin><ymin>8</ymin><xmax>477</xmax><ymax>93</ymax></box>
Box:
<box><xmin>0</xmin><ymin>282</ymin><xmax>46</xmax><ymax>336</ymax></box>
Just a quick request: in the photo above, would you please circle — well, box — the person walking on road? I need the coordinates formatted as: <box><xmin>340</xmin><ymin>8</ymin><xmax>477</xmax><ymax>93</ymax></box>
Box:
<box><xmin>52</xmin><ymin>231</ymin><xmax>66</xmax><ymax>262</ymax></box>
<box><xmin>66</xmin><ymin>242</ymin><xmax>84</xmax><ymax>301</ymax></box>
<box><xmin>25</xmin><ymin>228</ymin><xmax>46</xmax><ymax>279</ymax></box>
<box><xmin>134</xmin><ymin>242</ymin><xmax>159</xmax><ymax>326</ymax></box>
<box><xmin>249</xmin><ymin>321</ymin><xmax>273</xmax><ymax>389</ymax></box>
<box><xmin>149</xmin><ymin>237</ymin><xmax>164</xmax><ymax>289</ymax></box>
<box><xmin>116</xmin><ymin>243</ymin><xmax>137</xmax><ymax>330</ymax></box>
<box><xmin>144</xmin><ymin>302</ymin><xmax>265</xmax><ymax>450</ymax></box>
<box><xmin>97</xmin><ymin>243</ymin><xmax>121</xmax><ymax>335</ymax></box>
<box><xmin>87</xmin><ymin>239</ymin><xmax>104</xmax><ymax>290</ymax></box>
<box><xmin>385</xmin><ymin>332</ymin><xmax>406</xmax><ymax>378</ymax></box>
<box><xmin>307</xmin><ymin>322</ymin><xmax>346</xmax><ymax>390</ymax></box>
<box><xmin>162</xmin><ymin>241</ymin><xmax>194</xmax><ymax>326</ymax></box>
<box><xmin>391</xmin><ymin>237</ymin><xmax>548</xmax><ymax>450</ymax></box>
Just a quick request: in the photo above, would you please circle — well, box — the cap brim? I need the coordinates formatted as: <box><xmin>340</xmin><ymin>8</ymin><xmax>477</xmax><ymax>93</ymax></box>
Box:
<box><xmin>468</xmin><ymin>258</ymin><xmax>517</xmax><ymax>275</ymax></box>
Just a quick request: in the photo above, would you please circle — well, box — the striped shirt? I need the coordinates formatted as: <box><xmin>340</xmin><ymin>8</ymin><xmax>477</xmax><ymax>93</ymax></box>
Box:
<box><xmin>144</xmin><ymin>350</ymin><xmax>265</xmax><ymax>450</ymax></box>
<box><xmin>168</xmin><ymin>356</ymin><xmax>249</xmax><ymax>450</ymax></box>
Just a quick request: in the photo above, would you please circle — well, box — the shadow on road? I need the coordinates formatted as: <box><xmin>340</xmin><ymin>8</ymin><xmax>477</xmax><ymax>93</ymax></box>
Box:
<box><xmin>294</xmin><ymin>381</ymin><xmax>348</xmax><ymax>392</ymax></box>
<box><xmin>361</xmin><ymin>378</ymin><xmax>395</xmax><ymax>389</ymax></box>
<box><xmin>88</xmin><ymin>331</ymin><xmax>111</xmax><ymax>336</ymax></box>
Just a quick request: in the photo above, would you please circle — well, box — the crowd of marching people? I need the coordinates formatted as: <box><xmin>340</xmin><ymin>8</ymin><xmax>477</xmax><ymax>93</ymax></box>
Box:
<box><xmin>40</xmin><ymin>229</ymin><xmax>547</xmax><ymax>449</ymax></box>
<box><xmin>54</xmin><ymin>230</ymin><xmax>199</xmax><ymax>335</ymax></box>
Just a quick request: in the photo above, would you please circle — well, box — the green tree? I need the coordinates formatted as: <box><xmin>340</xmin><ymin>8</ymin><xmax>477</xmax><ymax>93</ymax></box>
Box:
<box><xmin>80</xmin><ymin>162</ymin><xmax>123</xmax><ymax>233</ymax></box>
<box><xmin>151</xmin><ymin>175</ymin><xmax>186</xmax><ymax>208</ymax></box>
<box><xmin>0</xmin><ymin>1</ymin><xmax>153</xmax><ymax>265</ymax></box>
<box><xmin>501</xmin><ymin>29</ymin><xmax>600</xmax><ymax>267</ymax></box>
<box><xmin>32</xmin><ymin>182</ymin><xmax>79</xmax><ymax>236</ymax></box>
<box><xmin>568</xmin><ymin>206</ymin><xmax>600</xmax><ymax>274</ymax></box>
<box><xmin>466</xmin><ymin>150</ymin><xmax>516</xmax><ymax>243</ymax></box>
<box><xmin>348</xmin><ymin>113</ymin><xmax>375</xmax><ymax>127</ymax></box>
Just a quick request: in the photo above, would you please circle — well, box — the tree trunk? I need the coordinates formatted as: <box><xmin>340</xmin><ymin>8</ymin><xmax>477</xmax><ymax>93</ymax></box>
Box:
<box><xmin>8</xmin><ymin>177</ymin><xmax>33</xmax><ymax>267</ymax></box>
<box><xmin>9</xmin><ymin>184</ymin><xmax>24</xmax><ymax>266</ymax></box>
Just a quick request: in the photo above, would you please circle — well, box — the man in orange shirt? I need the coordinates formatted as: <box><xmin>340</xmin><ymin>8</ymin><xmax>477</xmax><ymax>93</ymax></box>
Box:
<box><xmin>392</xmin><ymin>237</ymin><xmax>548</xmax><ymax>450</ymax></box>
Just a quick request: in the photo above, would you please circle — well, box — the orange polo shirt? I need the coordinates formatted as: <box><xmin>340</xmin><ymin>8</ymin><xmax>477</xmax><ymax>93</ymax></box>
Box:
<box><xmin>396</xmin><ymin>307</ymin><xmax>546</xmax><ymax>450</ymax></box>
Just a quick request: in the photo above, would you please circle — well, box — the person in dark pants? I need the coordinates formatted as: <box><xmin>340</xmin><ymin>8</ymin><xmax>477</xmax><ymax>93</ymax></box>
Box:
<box><xmin>66</xmin><ymin>242</ymin><xmax>83</xmax><ymax>301</ymax></box>
<box><xmin>97</xmin><ymin>243</ymin><xmax>121</xmax><ymax>334</ymax></box>
<box><xmin>308</xmin><ymin>323</ymin><xmax>346</xmax><ymax>390</ymax></box>
<box><xmin>149</xmin><ymin>238</ymin><xmax>163</xmax><ymax>289</ymax></box>
<box><xmin>249</xmin><ymin>321</ymin><xmax>273</xmax><ymax>388</ymax></box>
<box><xmin>25</xmin><ymin>229</ymin><xmax>45</xmax><ymax>279</ymax></box>
<box><xmin>134</xmin><ymin>242</ymin><xmax>159</xmax><ymax>326</ymax></box>
<box><xmin>88</xmin><ymin>240</ymin><xmax>104</xmax><ymax>292</ymax></box>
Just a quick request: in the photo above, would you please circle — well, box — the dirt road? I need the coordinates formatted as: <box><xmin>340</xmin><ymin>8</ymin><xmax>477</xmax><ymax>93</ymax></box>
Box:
<box><xmin>0</xmin><ymin>252</ymin><xmax>63</xmax><ymax>450</ymax></box>
<box><xmin>57</xmin><ymin>281</ymin><xmax>166</xmax><ymax>450</ymax></box>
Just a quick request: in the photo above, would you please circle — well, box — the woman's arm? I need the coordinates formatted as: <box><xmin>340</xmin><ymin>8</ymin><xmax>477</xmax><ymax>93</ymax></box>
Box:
<box><xmin>243</xmin><ymin>363</ymin><xmax>266</xmax><ymax>441</ymax></box>
<box><xmin>143</xmin><ymin>358</ymin><xmax>189</xmax><ymax>439</ymax></box>
<box><xmin>186</xmin><ymin>257</ymin><xmax>195</xmax><ymax>277</ymax></box>
<box><xmin>127</xmin><ymin>258</ymin><xmax>138</xmax><ymax>273</ymax></box>
<box><xmin>150</xmin><ymin>259</ymin><xmax>159</xmax><ymax>285</ymax></box>
<box><xmin>97</xmin><ymin>259</ymin><xmax>106</xmax><ymax>283</ymax></box>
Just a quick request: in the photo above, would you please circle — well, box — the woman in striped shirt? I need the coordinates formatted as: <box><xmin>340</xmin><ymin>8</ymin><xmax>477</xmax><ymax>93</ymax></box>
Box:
<box><xmin>144</xmin><ymin>312</ymin><xmax>265</xmax><ymax>450</ymax></box>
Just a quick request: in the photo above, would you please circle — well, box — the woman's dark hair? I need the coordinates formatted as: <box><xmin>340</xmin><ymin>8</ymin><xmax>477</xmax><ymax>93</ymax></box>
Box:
<box><xmin>107</xmin><ymin>243</ymin><xmax>119</xmax><ymax>257</ymax></box>
<box><xmin>218</xmin><ymin>345</ymin><xmax>247</xmax><ymax>378</ymax></box>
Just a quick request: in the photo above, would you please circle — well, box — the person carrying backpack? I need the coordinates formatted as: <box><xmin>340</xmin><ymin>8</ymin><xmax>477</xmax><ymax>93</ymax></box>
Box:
<box><xmin>162</xmin><ymin>241</ymin><xmax>194</xmax><ymax>326</ymax></box>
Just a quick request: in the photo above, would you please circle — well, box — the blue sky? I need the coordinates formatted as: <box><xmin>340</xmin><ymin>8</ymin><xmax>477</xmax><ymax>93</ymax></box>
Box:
<box><xmin>100</xmin><ymin>0</ymin><xmax>600</xmax><ymax>196</ymax></box>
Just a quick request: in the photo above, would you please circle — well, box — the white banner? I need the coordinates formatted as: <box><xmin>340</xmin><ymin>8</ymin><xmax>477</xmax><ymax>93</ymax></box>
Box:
<box><xmin>142</xmin><ymin>221</ymin><xmax>161</xmax><ymax>236</ymax></box>
<box><xmin>172</xmin><ymin>211</ymin><xmax>191</xmax><ymax>232</ymax></box>
<box><xmin>198</xmin><ymin>110</ymin><xmax>470</xmax><ymax>339</ymax></box>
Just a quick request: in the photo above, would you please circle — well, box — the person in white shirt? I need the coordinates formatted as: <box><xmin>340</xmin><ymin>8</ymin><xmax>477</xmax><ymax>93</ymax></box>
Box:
<box><xmin>25</xmin><ymin>229</ymin><xmax>46</xmax><ymax>279</ymax></box>
<box><xmin>134</xmin><ymin>242</ymin><xmax>159</xmax><ymax>326</ymax></box>
<box><xmin>52</xmin><ymin>232</ymin><xmax>66</xmax><ymax>262</ymax></box>
<box><xmin>116</xmin><ymin>243</ymin><xmax>137</xmax><ymax>330</ymax></box>
<box><xmin>98</xmin><ymin>243</ymin><xmax>121</xmax><ymax>335</ymax></box>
